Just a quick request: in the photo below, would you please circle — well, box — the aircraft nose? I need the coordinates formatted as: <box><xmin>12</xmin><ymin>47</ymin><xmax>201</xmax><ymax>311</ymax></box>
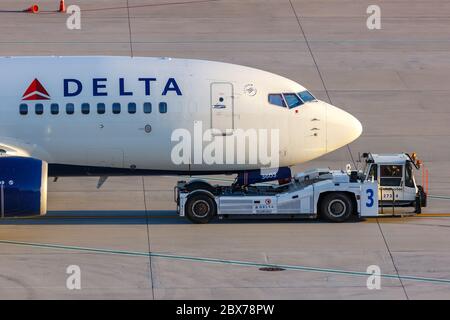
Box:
<box><xmin>326</xmin><ymin>104</ymin><xmax>362</xmax><ymax>153</ymax></box>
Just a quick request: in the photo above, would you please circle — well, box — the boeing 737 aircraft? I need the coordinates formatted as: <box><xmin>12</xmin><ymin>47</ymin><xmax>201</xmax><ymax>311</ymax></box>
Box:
<box><xmin>0</xmin><ymin>56</ymin><xmax>362</xmax><ymax>216</ymax></box>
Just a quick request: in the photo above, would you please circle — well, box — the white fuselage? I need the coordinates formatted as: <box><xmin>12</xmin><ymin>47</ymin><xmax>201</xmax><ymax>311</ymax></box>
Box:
<box><xmin>0</xmin><ymin>56</ymin><xmax>362</xmax><ymax>175</ymax></box>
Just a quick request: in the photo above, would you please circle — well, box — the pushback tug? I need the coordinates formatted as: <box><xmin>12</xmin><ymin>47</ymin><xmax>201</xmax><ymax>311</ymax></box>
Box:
<box><xmin>175</xmin><ymin>153</ymin><xmax>427</xmax><ymax>223</ymax></box>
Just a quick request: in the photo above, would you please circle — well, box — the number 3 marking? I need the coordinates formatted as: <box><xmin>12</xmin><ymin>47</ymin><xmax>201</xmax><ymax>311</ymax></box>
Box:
<box><xmin>366</xmin><ymin>189</ymin><xmax>374</xmax><ymax>207</ymax></box>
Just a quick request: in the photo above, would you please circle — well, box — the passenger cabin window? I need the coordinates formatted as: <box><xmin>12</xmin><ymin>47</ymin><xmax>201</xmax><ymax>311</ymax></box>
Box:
<box><xmin>97</xmin><ymin>103</ymin><xmax>106</xmax><ymax>114</ymax></box>
<box><xmin>112</xmin><ymin>103</ymin><xmax>121</xmax><ymax>114</ymax></box>
<box><xmin>143</xmin><ymin>102</ymin><xmax>152</xmax><ymax>114</ymax></box>
<box><xmin>159</xmin><ymin>102</ymin><xmax>167</xmax><ymax>113</ymax></box>
<box><xmin>298</xmin><ymin>90</ymin><xmax>316</xmax><ymax>103</ymax></box>
<box><xmin>19</xmin><ymin>103</ymin><xmax>28</xmax><ymax>115</ymax></box>
<box><xmin>81</xmin><ymin>103</ymin><xmax>90</xmax><ymax>115</ymax></box>
<box><xmin>380</xmin><ymin>165</ymin><xmax>403</xmax><ymax>187</ymax></box>
<box><xmin>283</xmin><ymin>93</ymin><xmax>303</xmax><ymax>109</ymax></box>
<box><xmin>268</xmin><ymin>94</ymin><xmax>286</xmax><ymax>108</ymax></box>
<box><xmin>35</xmin><ymin>103</ymin><xmax>44</xmax><ymax>115</ymax></box>
<box><xmin>66</xmin><ymin>103</ymin><xmax>75</xmax><ymax>115</ymax></box>
<box><xmin>128</xmin><ymin>102</ymin><xmax>136</xmax><ymax>114</ymax></box>
<box><xmin>51</xmin><ymin>103</ymin><xmax>59</xmax><ymax>115</ymax></box>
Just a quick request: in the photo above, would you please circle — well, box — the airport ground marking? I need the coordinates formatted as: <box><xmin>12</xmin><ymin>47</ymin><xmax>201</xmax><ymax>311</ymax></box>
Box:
<box><xmin>428</xmin><ymin>195</ymin><xmax>450</xmax><ymax>200</ymax></box>
<box><xmin>1</xmin><ymin>239</ymin><xmax>450</xmax><ymax>286</ymax></box>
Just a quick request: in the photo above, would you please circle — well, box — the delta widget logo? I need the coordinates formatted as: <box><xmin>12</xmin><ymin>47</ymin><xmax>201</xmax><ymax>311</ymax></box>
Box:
<box><xmin>22</xmin><ymin>79</ymin><xmax>50</xmax><ymax>100</ymax></box>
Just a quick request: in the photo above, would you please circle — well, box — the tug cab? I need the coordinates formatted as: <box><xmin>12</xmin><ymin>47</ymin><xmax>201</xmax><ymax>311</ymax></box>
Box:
<box><xmin>361</xmin><ymin>153</ymin><xmax>427</xmax><ymax>213</ymax></box>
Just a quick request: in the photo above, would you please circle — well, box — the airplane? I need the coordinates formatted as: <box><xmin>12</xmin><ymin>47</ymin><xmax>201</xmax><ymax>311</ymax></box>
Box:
<box><xmin>0</xmin><ymin>56</ymin><xmax>362</xmax><ymax>217</ymax></box>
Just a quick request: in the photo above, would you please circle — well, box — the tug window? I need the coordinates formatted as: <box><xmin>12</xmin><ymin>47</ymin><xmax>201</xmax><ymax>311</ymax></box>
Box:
<box><xmin>128</xmin><ymin>102</ymin><xmax>137</xmax><ymax>114</ymax></box>
<box><xmin>143</xmin><ymin>102</ymin><xmax>152</xmax><ymax>114</ymax></box>
<box><xmin>405</xmin><ymin>162</ymin><xmax>415</xmax><ymax>188</ymax></box>
<box><xmin>81</xmin><ymin>103</ymin><xmax>90</xmax><ymax>115</ymax></box>
<box><xmin>283</xmin><ymin>93</ymin><xmax>303</xmax><ymax>108</ymax></box>
<box><xmin>112</xmin><ymin>103</ymin><xmax>121</xmax><ymax>114</ymax></box>
<box><xmin>159</xmin><ymin>102</ymin><xmax>167</xmax><ymax>113</ymax></box>
<box><xmin>35</xmin><ymin>103</ymin><xmax>44</xmax><ymax>115</ymax></box>
<box><xmin>380</xmin><ymin>165</ymin><xmax>403</xmax><ymax>187</ymax></box>
<box><xmin>268</xmin><ymin>94</ymin><xmax>286</xmax><ymax>108</ymax></box>
<box><xmin>66</xmin><ymin>103</ymin><xmax>75</xmax><ymax>115</ymax></box>
<box><xmin>367</xmin><ymin>164</ymin><xmax>378</xmax><ymax>181</ymax></box>
<box><xmin>97</xmin><ymin>103</ymin><xmax>106</xmax><ymax>114</ymax></box>
<box><xmin>50</xmin><ymin>103</ymin><xmax>59</xmax><ymax>115</ymax></box>
<box><xmin>19</xmin><ymin>103</ymin><xmax>28</xmax><ymax>115</ymax></box>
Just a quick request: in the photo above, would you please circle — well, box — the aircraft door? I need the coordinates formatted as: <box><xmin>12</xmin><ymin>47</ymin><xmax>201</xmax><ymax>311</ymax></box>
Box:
<box><xmin>210</xmin><ymin>82</ymin><xmax>234</xmax><ymax>134</ymax></box>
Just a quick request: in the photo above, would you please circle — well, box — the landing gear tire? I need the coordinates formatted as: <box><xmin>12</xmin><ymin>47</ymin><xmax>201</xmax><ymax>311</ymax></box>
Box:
<box><xmin>185</xmin><ymin>193</ymin><xmax>216</xmax><ymax>224</ymax></box>
<box><xmin>320</xmin><ymin>193</ymin><xmax>353</xmax><ymax>222</ymax></box>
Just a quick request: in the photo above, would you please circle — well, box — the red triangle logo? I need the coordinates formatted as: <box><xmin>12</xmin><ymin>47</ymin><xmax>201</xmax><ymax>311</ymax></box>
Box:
<box><xmin>22</xmin><ymin>79</ymin><xmax>50</xmax><ymax>100</ymax></box>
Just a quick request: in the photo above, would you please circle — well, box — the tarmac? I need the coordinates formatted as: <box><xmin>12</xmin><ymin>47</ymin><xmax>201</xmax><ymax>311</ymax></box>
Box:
<box><xmin>1</xmin><ymin>0</ymin><xmax>450</xmax><ymax>299</ymax></box>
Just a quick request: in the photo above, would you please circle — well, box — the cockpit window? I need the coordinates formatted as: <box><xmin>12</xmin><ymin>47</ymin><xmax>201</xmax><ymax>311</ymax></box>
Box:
<box><xmin>298</xmin><ymin>90</ymin><xmax>316</xmax><ymax>102</ymax></box>
<box><xmin>268</xmin><ymin>94</ymin><xmax>286</xmax><ymax>108</ymax></box>
<box><xmin>283</xmin><ymin>93</ymin><xmax>303</xmax><ymax>109</ymax></box>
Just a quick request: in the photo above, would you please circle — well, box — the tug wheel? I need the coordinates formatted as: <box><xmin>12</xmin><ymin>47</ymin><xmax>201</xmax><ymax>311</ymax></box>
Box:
<box><xmin>185</xmin><ymin>193</ymin><xmax>216</xmax><ymax>224</ymax></box>
<box><xmin>319</xmin><ymin>193</ymin><xmax>353</xmax><ymax>222</ymax></box>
